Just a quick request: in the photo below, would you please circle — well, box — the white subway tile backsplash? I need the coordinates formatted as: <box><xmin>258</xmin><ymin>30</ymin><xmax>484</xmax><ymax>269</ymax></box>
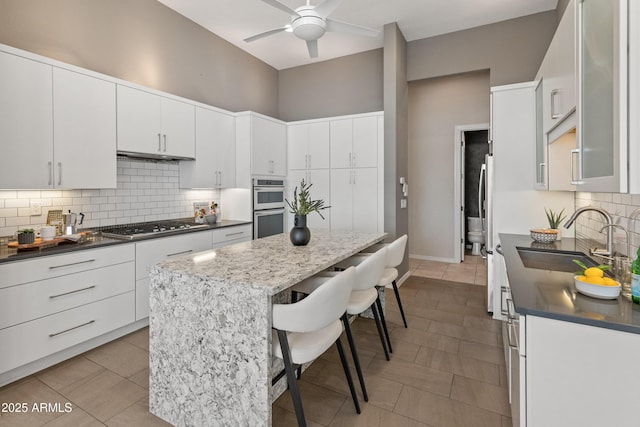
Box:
<box><xmin>0</xmin><ymin>158</ymin><xmax>219</xmax><ymax>237</ymax></box>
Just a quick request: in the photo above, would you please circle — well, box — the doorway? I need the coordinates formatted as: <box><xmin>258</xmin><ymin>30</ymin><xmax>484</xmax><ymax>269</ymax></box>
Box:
<box><xmin>453</xmin><ymin>124</ymin><xmax>490</xmax><ymax>262</ymax></box>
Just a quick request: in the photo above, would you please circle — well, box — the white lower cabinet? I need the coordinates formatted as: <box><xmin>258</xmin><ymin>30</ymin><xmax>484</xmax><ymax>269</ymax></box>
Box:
<box><xmin>330</xmin><ymin>168</ymin><xmax>378</xmax><ymax>232</ymax></box>
<box><xmin>212</xmin><ymin>224</ymin><xmax>252</xmax><ymax>248</ymax></box>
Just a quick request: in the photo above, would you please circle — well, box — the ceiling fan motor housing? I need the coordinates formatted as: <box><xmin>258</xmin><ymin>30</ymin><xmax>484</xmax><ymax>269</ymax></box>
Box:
<box><xmin>291</xmin><ymin>6</ymin><xmax>326</xmax><ymax>40</ymax></box>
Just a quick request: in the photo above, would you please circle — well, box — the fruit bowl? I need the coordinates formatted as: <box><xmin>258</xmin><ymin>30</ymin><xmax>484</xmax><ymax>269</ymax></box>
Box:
<box><xmin>574</xmin><ymin>275</ymin><xmax>621</xmax><ymax>300</ymax></box>
<box><xmin>530</xmin><ymin>228</ymin><xmax>558</xmax><ymax>243</ymax></box>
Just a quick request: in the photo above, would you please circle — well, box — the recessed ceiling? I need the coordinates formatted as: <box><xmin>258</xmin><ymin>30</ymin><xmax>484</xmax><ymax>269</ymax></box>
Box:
<box><xmin>158</xmin><ymin>0</ymin><xmax>558</xmax><ymax>70</ymax></box>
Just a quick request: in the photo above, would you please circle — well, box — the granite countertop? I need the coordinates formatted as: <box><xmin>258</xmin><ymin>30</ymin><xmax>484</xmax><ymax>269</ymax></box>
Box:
<box><xmin>0</xmin><ymin>219</ymin><xmax>252</xmax><ymax>264</ymax></box>
<box><xmin>500</xmin><ymin>233</ymin><xmax>640</xmax><ymax>334</ymax></box>
<box><xmin>152</xmin><ymin>230</ymin><xmax>387</xmax><ymax>296</ymax></box>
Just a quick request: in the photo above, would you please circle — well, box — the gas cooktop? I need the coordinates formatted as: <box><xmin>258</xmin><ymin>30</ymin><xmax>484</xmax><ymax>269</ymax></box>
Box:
<box><xmin>99</xmin><ymin>219</ymin><xmax>208</xmax><ymax>240</ymax></box>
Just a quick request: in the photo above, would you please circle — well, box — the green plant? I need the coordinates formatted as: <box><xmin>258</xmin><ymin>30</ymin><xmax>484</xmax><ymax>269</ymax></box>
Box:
<box><xmin>286</xmin><ymin>179</ymin><xmax>329</xmax><ymax>219</ymax></box>
<box><xmin>18</xmin><ymin>228</ymin><xmax>34</xmax><ymax>234</ymax></box>
<box><xmin>545</xmin><ymin>208</ymin><xmax>566</xmax><ymax>229</ymax></box>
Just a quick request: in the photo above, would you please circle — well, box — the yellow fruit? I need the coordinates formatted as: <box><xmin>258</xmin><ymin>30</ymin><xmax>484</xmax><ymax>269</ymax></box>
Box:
<box><xmin>584</xmin><ymin>267</ymin><xmax>604</xmax><ymax>278</ymax></box>
<box><xmin>602</xmin><ymin>277</ymin><xmax>619</xmax><ymax>287</ymax></box>
<box><xmin>584</xmin><ymin>276</ymin><xmax>605</xmax><ymax>285</ymax></box>
<box><xmin>576</xmin><ymin>275</ymin><xmax>587</xmax><ymax>282</ymax></box>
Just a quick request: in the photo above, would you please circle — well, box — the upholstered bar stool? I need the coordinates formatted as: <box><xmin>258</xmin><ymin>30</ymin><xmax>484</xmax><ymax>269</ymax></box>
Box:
<box><xmin>291</xmin><ymin>247</ymin><xmax>390</xmax><ymax>403</ymax></box>
<box><xmin>272</xmin><ymin>267</ymin><xmax>359</xmax><ymax>427</ymax></box>
<box><xmin>337</xmin><ymin>235</ymin><xmax>409</xmax><ymax>328</ymax></box>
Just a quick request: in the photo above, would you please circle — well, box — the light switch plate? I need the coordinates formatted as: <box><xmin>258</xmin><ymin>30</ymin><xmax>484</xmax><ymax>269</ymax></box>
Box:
<box><xmin>30</xmin><ymin>202</ymin><xmax>42</xmax><ymax>216</ymax></box>
<box><xmin>400</xmin><ymin>198</ymin><xmax>407</xmax><ymax>209</ymax></box>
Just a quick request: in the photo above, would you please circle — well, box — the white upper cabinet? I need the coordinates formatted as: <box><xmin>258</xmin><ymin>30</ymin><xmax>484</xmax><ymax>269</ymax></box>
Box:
<box><xmin>0</xmin><ymin>50</ymin><xmax>116</xmax><ymax>189</ymax></box>
<box><xmin>250</xmin><ymin>114</ymin><xmax>287</xmax><ymax>177</ymax></box>
<box><xmin>575</xmin><ymin>0</ymin><xmax>628</xmax><ymax>192</ymax></box>
<box><xmin>117</xmin><ymin>85</ymin><xmax>195</xmax><ymax>159</ymax></box>
<box><xmin>287</xmin><ymin>122</ymin><xmax>330</xmax><ymax>170</ymax></box>
<box><xmin>180</xmin><ymin>107</ymin><xmax>236</xmax><ymax>188</ymax></box>
<box><xmin>536</xmin><ymin>0</ymin><xmax>576</xmax><ymax>134</ymax></box>
<box><xmin>330</xmin><ymin>116</ymin><xmax>378</xmax><ymax>169</ymax></box>
<box><xmin>0</xmin><ymin>51</ymin><xmax>53</xmax><ymax>189</ymax></box>
<box><xmin>53</xmin><ymin>68</ymin><xmax>117</xmax><ymax>189</ymax></box>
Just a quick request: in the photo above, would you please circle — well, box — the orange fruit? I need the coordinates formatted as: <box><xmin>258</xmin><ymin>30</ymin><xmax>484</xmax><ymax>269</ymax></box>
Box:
<box><xmin>584</xmin><ymin>267</ymin><xmax>604</xmax><ymax>278</ymax></box>
<box><xmin>602</xmin><ymin>277</ymin><xmax>619</xmax><ymax>287</ymax></box>
<box><xmin>584</xmin><ymin>276</ymin><xmax>605</xmax><ymax>285</ymax></box>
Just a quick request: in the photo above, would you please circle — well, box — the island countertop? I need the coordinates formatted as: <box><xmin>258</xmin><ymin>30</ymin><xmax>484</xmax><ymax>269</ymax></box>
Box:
<box><xmin>152</xmin><ymin>229</ymin><xmax>387</xmax><ymax>295</ymax></box>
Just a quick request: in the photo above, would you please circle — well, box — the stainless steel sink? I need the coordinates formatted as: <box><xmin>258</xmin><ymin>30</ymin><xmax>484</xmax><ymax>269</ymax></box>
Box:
<box><xmin>516</xmin><ymin>247</ymin><xmax>600</xmax><ymax>273</ymax></box>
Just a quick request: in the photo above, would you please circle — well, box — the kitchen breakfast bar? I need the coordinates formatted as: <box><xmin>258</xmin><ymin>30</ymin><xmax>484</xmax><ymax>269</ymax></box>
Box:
<box><xmin>148</xmin><ymin>230</ymin><xmax>386</xmax><ymax>426</ymax></box>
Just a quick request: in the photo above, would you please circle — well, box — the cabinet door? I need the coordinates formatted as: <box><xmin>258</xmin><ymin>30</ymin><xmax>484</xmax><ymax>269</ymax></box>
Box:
<box><xmin>352</xmin><ymin>168</ymin><xmax>378</xmax><ymax>232</ymax></box>
<box><xmin>0</xmin><ymin>52</ymin><xmax>53</xmax><ymax>189</ymax></box>
<box><xmin>53</xmin><ymin>68</ymin><xmax>117</xmax><ymax>189</ymax></box>
<box><xmin>576</xmin><ymin>0</ymin><xmax>627</xmax><ymax>192</ymax></box>
<box><xmin>216</xmin><ymin>112</ymin><xmax>237</xmax><ymax>188</ymax></box>
<box><xmin>160</xmin><ymin>97</ymin><xmax>195</xmax><ymax>159</ymax></box>
<box><xmin>117</xmin><ymin>85</ymin><xmax>162</xmax><ymax>155</ymax></box>
<box><xmin>307</xmin><ymin>169</ymin><xmax>331</xmax><ymax>230</ymax></box>
<box><xmin>534</xmin><ymin>80</ymin><xmax>548</xmax><ymax>190</ymax></box>
<box><xmin>252</xmin><ymin>116</ymin><xmax>286</xmax><ymax>176</ymax></box>
<box><xmin>352</xmin><ymin>116</ymin><xmax>378</xmax><ymax>168</ymax></box>
<box><xmin>330</xmin><ymin>119</ymin><xmax>353</xmax><ymax>169</ymax></box>
<box><xmin>287</xmin><ymin>123</ymin><xmax>309</xmax><ymax>170</ymax></box>
<box><xmin>330</xmin><ymin>169</ymin><xmax>353</xmax><ymax>231</ymax></box>
<box><xmin>308</xmin><ymin>122</ymin><xmax>330</xmax><ymax>169</ymax></box>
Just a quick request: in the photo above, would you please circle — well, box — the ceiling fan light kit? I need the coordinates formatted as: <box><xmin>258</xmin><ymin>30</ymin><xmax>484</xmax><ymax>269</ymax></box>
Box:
<box><xmin>244</xmin><ymin>0</ymin><xmax>379</xmax><ymax>59</ymax></box>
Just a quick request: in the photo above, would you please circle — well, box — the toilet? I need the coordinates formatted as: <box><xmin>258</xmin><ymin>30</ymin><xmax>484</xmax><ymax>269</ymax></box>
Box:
<box><xmin>467</xmin><ymin>217</ymin><xmax>486</xmax><ymax>256</ymax></box>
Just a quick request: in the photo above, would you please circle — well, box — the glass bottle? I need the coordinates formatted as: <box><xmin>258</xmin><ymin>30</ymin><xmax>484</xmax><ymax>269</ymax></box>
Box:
<box><xmin>631</xmin><ymin>246</ymin><xmax>640</xmax><ymax>304</ymax></box>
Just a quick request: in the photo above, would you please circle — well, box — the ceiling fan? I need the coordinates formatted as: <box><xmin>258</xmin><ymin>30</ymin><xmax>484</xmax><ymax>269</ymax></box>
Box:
<box><xmin>244</xmin><ymin>0</ymin><xmax>379</xmax><ymax>59</ymax></box>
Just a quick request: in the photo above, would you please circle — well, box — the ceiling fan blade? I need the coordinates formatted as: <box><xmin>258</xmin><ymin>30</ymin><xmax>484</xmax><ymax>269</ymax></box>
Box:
<box><xmin>244</xmin><ymin>26</ymin><xmax>288</xmax><ymax>43</ymax></box>
<box><xmin>261</xmin><ymin>0</ymin><xmax>300</xmax><ymax>16</ymax></box>
<box><xmin>325</xmin><ymin>18</ymin><xmax>379</xmax><ymax>37</ymax></box>
<box><xmin>306</xmin><ymin>39</ymin><xmax>318</xmax><ymax>58</ymax></box>
<box><xmin>314</xmin><ymin>0</ymin><xmax>343</xmax><ymax>18</ymax></box>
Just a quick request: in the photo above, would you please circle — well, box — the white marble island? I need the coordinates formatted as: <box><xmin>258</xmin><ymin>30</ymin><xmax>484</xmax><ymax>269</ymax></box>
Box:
<box><xmin>148</xmin><ymin>230</ymin><xmax>386</xmax><ymax>426</ymax></box>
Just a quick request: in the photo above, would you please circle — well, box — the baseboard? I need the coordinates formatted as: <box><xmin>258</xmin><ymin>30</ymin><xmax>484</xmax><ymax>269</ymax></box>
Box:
<box><xmin>409</xmin><ymin>253</ymin><xmax>458</xmax><ymax>263</ymax></box>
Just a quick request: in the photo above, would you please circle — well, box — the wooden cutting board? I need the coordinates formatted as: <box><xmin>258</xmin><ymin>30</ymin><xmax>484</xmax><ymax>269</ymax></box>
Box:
<box><xmin>8</xmin><ymin>232</ymin><xmax>92</xmax><ymax>250</ymax></box>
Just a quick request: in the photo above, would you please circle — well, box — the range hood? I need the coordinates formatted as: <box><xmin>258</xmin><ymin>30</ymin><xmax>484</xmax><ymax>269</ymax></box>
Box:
<box><xmin>116</xmin><ymin>150</ymin><xmax>195</xmax><ymax>161</ymax></box>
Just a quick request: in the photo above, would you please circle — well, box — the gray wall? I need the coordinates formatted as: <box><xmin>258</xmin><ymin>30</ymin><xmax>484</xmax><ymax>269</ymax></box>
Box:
<box><xmin>407</xmin><ymin>11</ymin><xmax>558</xmax><ymax>86</ymax></box>
<box><xmin>0</xmin><ymin>0</ymin><xmax>279</xmax><ymax>117</ymax></box>
<box><xmin>278</xmin><ymin>49</ymin><xmax>383</xmax><ymax>121</ymax></box>
<box><xmin>383</xmin><ymin>23</ymin><xmax>409</xmax><ymax>277</ymax></box>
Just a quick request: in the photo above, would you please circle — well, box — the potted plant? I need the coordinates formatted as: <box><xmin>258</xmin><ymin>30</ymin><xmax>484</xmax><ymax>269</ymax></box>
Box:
<box><xmin>285</xmin><ymin>179</ymin><xmax>328</xmax><ymax>246</ymax></box>
<box><xmin>545</xmin><ymin>208</ymin><xmax>566</xmax><ymax>240</ymax></box>
<box><xmin>17</xmin><ymin>228</ymin><xmax>35</xmax><ymax>244</ymax></box>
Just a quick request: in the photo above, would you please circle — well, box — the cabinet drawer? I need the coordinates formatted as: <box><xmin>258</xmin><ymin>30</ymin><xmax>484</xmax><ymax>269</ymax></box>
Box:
<box><xmin>0</xmin><ymin>244</ymin><xmax>135</xmax><ymax>289</ymax></box>
<box><xmin>0</xmin><ymin>261</ymin><xmax>134</xmax><ymax>330</ymax></box>
<box><xmin>212</xmin><ymin>224</ymin><xmax>252</xmax><ymax>246</ymax></box>
<box><xmin>0</xmin><ymin>292</ymin><xmax>134</xmax><ymax>374</ymax></box>
<box><xmin>135</xmin><ymin>231</ymin><xmax>212</xmax><ymax>280</ymax></box>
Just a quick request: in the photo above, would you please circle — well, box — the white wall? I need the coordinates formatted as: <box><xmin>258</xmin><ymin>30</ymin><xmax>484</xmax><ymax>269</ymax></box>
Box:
<box><xmin>0</xmin><ymin>158</ymin><xmax>218</xmax><ymax>237</ymax></box>
<box><xmin>408</xmin><ymin>71</ymin><xmax>490</xmax><ymax>261</ymax></box>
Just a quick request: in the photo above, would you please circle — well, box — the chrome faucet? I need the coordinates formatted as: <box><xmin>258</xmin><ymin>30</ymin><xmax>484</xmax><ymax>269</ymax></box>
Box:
<box><xmin>564</xmin><ymin>206</ymin><xmax>615</xmax><ymax>260</ymax></box>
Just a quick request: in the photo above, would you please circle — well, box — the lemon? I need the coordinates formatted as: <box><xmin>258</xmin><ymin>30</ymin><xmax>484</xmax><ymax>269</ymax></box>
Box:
<box><xmin>575</xmin><ymin>275</ymin><xmax>587</xmax><ymax>282</ymax></box>
<box><xmin>584</xmin><ymin>267</ymin><xmax>604</xmax><ymax>278</ymax></box>
<box><xmin>602</xmin><ymin>277</ymin><xmax>619</xmax><ymax>287</ymax></box>
<box><xmin>584</xmin><ymin>276</ymin><xmax>605</xmax><ymax>285</ymax></box>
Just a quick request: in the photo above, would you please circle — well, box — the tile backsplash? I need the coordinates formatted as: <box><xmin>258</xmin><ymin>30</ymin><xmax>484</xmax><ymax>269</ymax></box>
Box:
<box><xmin>574</xmin><ymin>192</ymin><xmax>640</xmax><ymax>257</ymax></box>
<box><xmin>0</xmin><ymin>157</ymin><xmax>218</xmax><ymax>237</ymax></box>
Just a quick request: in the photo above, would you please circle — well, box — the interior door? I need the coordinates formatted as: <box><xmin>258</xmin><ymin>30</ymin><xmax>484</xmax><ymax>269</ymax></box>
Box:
<box><xmin>460</xmin><ymin>132</ymin><xmax>466</xmax><ymax>262</ymax></box>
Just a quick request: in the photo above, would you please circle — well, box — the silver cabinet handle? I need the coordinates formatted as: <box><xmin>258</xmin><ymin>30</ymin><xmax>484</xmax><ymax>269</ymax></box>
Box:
<box><xmin>163</xmin><ymin>134</ymin><xmax>167</xmax><ymax>152</ymax></box>
<box><xmin>49</xmin><ymin>320</ymin><xmax>95</xmax><ymax>338</ymax></box>
<box><xmin>353</xmin><ymin>170</ymin><xmax>356</xmax><ymax>185</ymax></box>
<box><xmin>352</xmin><ymin>152</ymin><xmax>356</xmax><ymax>167</ymax></box>
<box><xmin>570</xmin><ymin>148</ymin><xmax>582</xmax><ymax>185</ymax></box>
<box><xmin>550</xmin><ymin>89</ymin><xmax>562</xmax><ymax>119</ymax></box>
<box><xmin>167</xmin><ymin>249</ymin><xmax>193</xmax><ymax>257</ymax></box>
<box><xmin>57</xmin><ymin>162</ymin><xmax>62</xmax><ymax>186</ymax></box>
<box><xmin>348</xmin><ymin>152</ymin><xmax>352</xmax><ymax>167</ymax></box>
<box><xmin>158</xmin><ymin>133</ymin><xmax>162</xmax><ymax>152</ymax></box>
<box><xmin>49</xmin><ymin>259</ymin><xmax>96</xmax><ymax>269</ymax></box>
<box><xmin>538</xmin><ymin>162</ymin><xmax>547</xmax><ymax>185</ymax></box>
<box><xmin>225</xmin><ymin>231</ymin><xmax>244</xmax><ymax>237</ymax></box>
<box><xmin>308</xmin><ymin>154</ymin><xmax>311</xmax><ymax>169</ymax></box>
<box><xmin>49</xmin><ymin>285</ymin><xmax>96</xmax><ymax>299</ymax></box>
<box><xmin>500</xmin><ymin>286</ymin><xmax>509</xmax><ymax>316</ymax></box>
<box><xmin>48</xmin><ymin>161</ymin><xmax>53</xmax><ymax>186</ymax></box>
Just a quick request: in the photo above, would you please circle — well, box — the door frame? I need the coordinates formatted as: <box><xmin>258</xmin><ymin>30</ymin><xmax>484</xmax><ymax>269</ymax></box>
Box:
<box><xmin>453</xmin><ymin>123</ymin><xmax>490</xmax><ymax>263</ymax></box>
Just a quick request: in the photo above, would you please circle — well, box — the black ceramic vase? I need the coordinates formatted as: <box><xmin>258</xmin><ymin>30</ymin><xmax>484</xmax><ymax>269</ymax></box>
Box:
<box><xmin>290</xmin><ymin>215</ymin><xmax>311</xmax><ymax>246</ymax></box>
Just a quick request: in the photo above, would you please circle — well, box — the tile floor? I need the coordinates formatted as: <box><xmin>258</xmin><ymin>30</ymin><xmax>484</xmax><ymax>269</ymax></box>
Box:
<box><xmin>410</xmin><ymin>253</ymin><xmax>487</xmax><ymax>286</ymax></box>
<box><xmin>0</xmin><ymin>271</ymin><xmax>510</xmax><ymax>427</ymax></box>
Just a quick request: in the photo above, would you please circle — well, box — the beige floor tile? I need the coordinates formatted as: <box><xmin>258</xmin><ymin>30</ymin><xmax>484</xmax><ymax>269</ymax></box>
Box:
<box><xmin>61</xmin><ymin>371</ymin><xmax>147</xmax><ymax>422</ymax></box>
<box><xmin>462</xmin><ymin>314</ymin><xmax>501</xmax><ymax>334</ymax></box>
<box><xmin>273</xmin><ymin>381</ymin><xmax>348</xmax><ymax>426</ymax></box>
<box><xmin>36</xmin><ymin>356</ymin><xmax>105</xmax><ymax>392</ymax></box>
<box><xmin>42</xmin><ymin>407</ymin><xmax>104</xmax><ymax>427</ymax></box>
<box><xmin>0</xmin><ymin>378</ymin><xmax>72</xmax><ymax>427</ymax></box>
<box><xmin>441</xmin><ymin>270</ymin><xmax>476</xmax><ymax>284</ymax></box>
<box><xmin>406</xmin><ymin>305</ymin><xmax>466</xmax><ymax>326</ymax></box>
<box><xmin>127</xmin><ymin>368</ymin><xmax>149</xmax><ymax>389</ymax></box>
<box><xmin>120</xmin><ymin>327</ymin><xmax>149</xmax><ymax>351</ymax></box>
<box><xmin>366</xmin><ymin>357</ymin><xmax>452</xmax><ymax>398</ymax></box>
<box><xmin>104</xmin><ymin>397</ymin><xmax>170</xmax><ymax>427</ymax></box>
<box><xmin>450</xmin><ymin>375</ymin><xmax>511</xmax><ymax>417</ymax></box>
<box><xmin>412</xmin><ymin>268</ymin><xmax>444</xmax><ymax>280</ymax></box>
<box><xmin>502</xmin><ymin>415</ymin><xmax>513</xmax><ymax>427</ymax></box>
<box><xmin>329</xmin><ymin>398</ymin><xmax>432</xmax><ymax>427</ymax></box>
<box><xmin>458</xmin><ymin>341</ymin><xmax>506</xmax><ymax>366</ymax></box>
<box><xmin>414</xmin><ymin>347</ymin><xmax>501</xmax><ymax>386</ymax></box>
<box><xmin>272</xmin><ymin>405</ymin><xmax>324</xmax><ymax>427</ymax></box>
<box><xmin>84</xmin><ymin>340</ymin><xmax>149</xmax><ymax>378</ymax></box>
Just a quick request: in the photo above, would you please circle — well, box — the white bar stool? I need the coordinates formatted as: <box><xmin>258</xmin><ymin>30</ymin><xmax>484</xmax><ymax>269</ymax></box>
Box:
<box><xmin>272</xmin><ymin>267</ymin><xmax>359</xmax><ymax>427</ymax></box>
<box><xmin>291</xmin><ymin>247</ymin><xmax>390</xmax><ymax>403</ymax></box>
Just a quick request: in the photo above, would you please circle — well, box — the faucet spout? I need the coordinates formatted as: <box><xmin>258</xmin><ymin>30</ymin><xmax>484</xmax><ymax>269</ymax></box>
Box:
<box><xmin>564</xmin><ymin>206</ymin><xmax>615</xmax><ymax>258</ymax></box>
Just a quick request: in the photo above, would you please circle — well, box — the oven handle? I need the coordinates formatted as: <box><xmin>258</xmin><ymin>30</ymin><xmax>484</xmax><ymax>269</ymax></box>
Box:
<box><xmin>254</xmin><ymin>186</ymin><xmax>286</xmax><ymax>192</ymax></box>
<box><xmin>254</xmin><ymin>208</ymin><xmax>286</xmax><ymax>217</ymax></box>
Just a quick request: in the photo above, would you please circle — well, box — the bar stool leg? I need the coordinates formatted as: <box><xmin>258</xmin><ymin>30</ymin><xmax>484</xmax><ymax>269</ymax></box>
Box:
<box><xmin>392</xmin><ymin>280</ymin><xmax>408</xmax><ymax>328</ymax></box>
<box><xmin>371</xmin><ymin>303</ymin><xmax>390</xmax><ymax>361</ymax></box>
<box><xmin>375</xmin><ymin>295</ymin><xmax>393</xmax><ymax>354</ymax></box>
<box><xmin>277</xmin><ymin>330</ymin><xmax>306</xmax><ymax>427</ymax></box>
<box><xmin>335</xmin><ymin>336</ymin><xmax>361</xmax><ymax>414</ymax></box>
<box><xmin>341</xmin><ymin>314</ymin><xmax>368</xmax><ymax>402</ymax></box>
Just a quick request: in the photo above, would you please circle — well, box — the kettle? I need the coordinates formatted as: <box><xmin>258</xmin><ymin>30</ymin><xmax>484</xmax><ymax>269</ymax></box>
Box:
<box><xmin>63</xmin><ymin>210</ymin><xmax>85</xmax><ymax>235</ymax></box>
